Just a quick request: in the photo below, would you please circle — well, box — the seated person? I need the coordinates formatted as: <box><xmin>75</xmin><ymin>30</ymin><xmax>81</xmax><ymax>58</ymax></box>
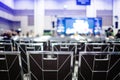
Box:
<box><xmin>115</xmin><ymin>29</ymin><xmax>120</xmax><ymax>39</ymax></box>
<box><xmin>1</xmin><ymin>30</ymin><xmax>12</xmax><ymax>40</ymax></box>
<box><xmin>106</xmin><ymin>27</ymin><xmax>114</xmax><ymax>39</ymax></box>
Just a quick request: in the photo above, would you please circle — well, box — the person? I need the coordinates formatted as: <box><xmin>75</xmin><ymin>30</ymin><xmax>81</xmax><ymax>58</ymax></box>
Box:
<box><xmin>2</xmin><ymin>30</ymin><xmax>12</xmax><ymax>40</ymax></box>
<box><xmin>11</xmin><ymin>31</ymin><xmax>19</xmax><ymax>41</ymax></box>
<box><xmin>115</xmin><ymin>29</ymin><xmax>120</xmax><ymax>39</ymax></box>
<box><xmin>106</xmin><ymin>27</ymin><xmax>114</xmax><ymax>39</ymax></box>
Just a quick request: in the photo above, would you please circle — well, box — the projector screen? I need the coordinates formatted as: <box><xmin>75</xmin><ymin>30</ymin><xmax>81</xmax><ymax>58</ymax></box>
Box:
<box><xmin>57</xmin><ymin>17</ymin><xmax>102</xmax><ymax>35</ymax></box>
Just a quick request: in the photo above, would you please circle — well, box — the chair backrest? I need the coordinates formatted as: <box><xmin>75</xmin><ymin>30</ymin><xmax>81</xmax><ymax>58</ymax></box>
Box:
<box><xmin>18</xmin><ymin>42</ymin><xmax>43</xmax><ymax>73</ymax></box>
<box><xmin>85</xmin><ymin>43</ymin><xmax>110</xmax><ymax>52</ymax></box>
<box><xmin>0</xmin><ymin>40</ymin><xmax>13</xmax><ymax>51</ymax></box>
<box><xmin>0</xmin><ymin>51</ymin><xmax>23</xmax><ymax>80</ymax></box>
<box><xmin>112</xmin><ymin>43</ymin><xmax>120</xmax><ymax>52</ymax></box>
<box><xmin>78</xmin><ymin>52</ymin><xmax>120</xmax><ymax>80</ymax></box>
<box><xmin>28</xmin><ymin>51</ymin><xmax>73</xmax><ymax>80</ymax></box>
<box><xmin>52</xmin><ymin>43</ymin><xmax>77</xmax><ymax>53</ymax></box>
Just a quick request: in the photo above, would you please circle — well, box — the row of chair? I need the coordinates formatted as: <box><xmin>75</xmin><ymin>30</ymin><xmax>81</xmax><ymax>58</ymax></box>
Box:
<box><xmin>0</xmin><ymin>51</ymin><xmax>120</xmax><ymax>80</ymax></box>
<box><xmin>1</xmin><ymin>39</ymin><xmax>120</xmax><ymax>52</ymax></box>
<box><xmin>27</xmin><ymin>51</ymin><xmax>120</xmax><ymax>80</ymax></box>
<box><xmin>1</xmin><ymin>40</ymin><xmax>120</xmax><ymax>74</ymax></box>
<box><xmin>1</xmin><ymin>39</ymin><xmax>120</xmax><ymax>80</ymax></box>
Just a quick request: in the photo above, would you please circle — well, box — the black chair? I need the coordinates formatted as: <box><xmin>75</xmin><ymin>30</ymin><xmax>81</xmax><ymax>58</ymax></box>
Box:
<box><xmin>78</xmin><ymin>52</ymin><xmax>120</xmax><ymax>80</ymax></box>
<box><xmin>112</xmin><ymin>43</ymin><xmax>120</xmax><ymax>52</ymax></box>
<box><xmin>0</xmin><ymin>51</ymin><xmax>23</xmax><ymax>80</ymax></box>
<box><xmin>52</xmin><ymin>43</ymin><xmax>77</xmax><ymax>69</ymax></box>
<box><xmin>32</xmin><ymin>41</ymin><xmax>48</xmax><ymax>51</ymax></box>
<box><xmin>52</xmin><ymin>43</ymin><xmax>77</xmax><ymax>53</ymax></box>
<box><xmin>27</xmin><ymin>51</ymin><xmax>73</xmax><ymax>80</ymax></box>
<box><xmin>18</xmin><ymin>42</ymin><xmax>43</xmax><ymax>74</ymax></box>
<box><xmin>85</xmin><ymin>43</ymin><xmax>110</xmax><ymax>52</ymax></box>
<box><xmin>0</xmin><ymin>40</ymin><xmax>13</xmax><ymax>51</ymax></box>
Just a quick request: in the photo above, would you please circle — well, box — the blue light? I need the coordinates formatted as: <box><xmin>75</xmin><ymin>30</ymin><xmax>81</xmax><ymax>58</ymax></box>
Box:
<box><xmin>76</xmin><ymin>0</ymin><xmax>91</xmax><ymax>5</ymax></box>
<box><xmin>57</xmin><ymin>17</ymin><xmax>102</xmax><ymax>35</ymax></box>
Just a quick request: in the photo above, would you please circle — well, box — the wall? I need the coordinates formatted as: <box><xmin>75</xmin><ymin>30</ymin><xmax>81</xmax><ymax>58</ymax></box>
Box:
<box><xmin>0</xmin><ymin>1</ymin><xmax>34</xmax><ymax>35</ymax></box>
<box><xmin>14</xmin><ymin>0</ymin><xmax>34</xmax><ymax>10</ymax></box>
<box><xmin>44</xmin><ymin>0</ymin><xmax>113</xmax><ymax>31</ymax></box>
<box><xmin>14</xmin><ymin>0</ymin><xmax>112</xmax><ymax>28</ymax></box>
<box><xmin>0</xmin><ymin>1</ymin><xmax>14</xmax><ymax>30</ymax></box>
<box><xmin>14</xmin><ymin>16</ymin><xmax>34</xmax><ymax>36</ymax></box>
<box><xmin>0</xmin><ymin>17</ymin><xmax>12</xmax><ymax>30</ymax></box>
<box><xmin>0</xmin><ymin>0</ymin><xmax>114</xmax><ymax>36</ymax></box>
<box><xmin>0</xmin><ymin>2</ymin><xmax>14</xmax><ymax>20</ymax></box>
<box><xmin>0</xmin><ymin>10</ymin><xmax>14</xmax><ymax>21</ymax></box>
<box><xmin>0</xmin><ymin>0</ymin><xmax>14</xmax><ymax>9</ymax></box>
<box><xmin>12</xmin><ymin>21</ymin><xmax>21</xmax><ymax>30</ymax></box>
<box><xmin>45</xmin><ymin>0</ymin><xmax>112</xmax><ymax>10</ymax></box>
<box><xmin>45</xmin><ymin>0</ymin><xmax>86</xmax><ymax>10</ymax></box>
<box><xmin>13</xmin><ymin>0</ymin><xmax>34</xmax><ymax>36</ymax></box>
<box><xmin>95</xmin><ymin>0</ymin><xmax>113</xmax><ymax>10</ymax></box>
<box><xmin>113</xmin><ymin>0</ymin><xmax>120</xmax><ymax>34</ymax></box>
<box><xmin>12</xmin><ymin>0</ymin><xmax>113</xmax><ymax>10</ymax></box>
<box><xmin>95</xmin><ymin>0</ymin><xmax>113</xmax><ymax>32</ymax></box>
<box><xmin>0</xmin><ymin>17</ymin><xmax>20</xmax><ymax>32</ymax></box>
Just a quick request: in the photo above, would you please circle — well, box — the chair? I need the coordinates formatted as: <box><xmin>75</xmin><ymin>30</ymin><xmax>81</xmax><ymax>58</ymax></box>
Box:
<box><xmin>0</xmin><ymin>40</ymin><xmax>13</xmax><ymax>51</ymax></box>
<box><xmin>112</xmin><ymin>43</ymin><xmax>120</xmax><ymax>52</ymax></box>
<box><xmin>27</xmin><ymin>51</ymin><xmax>73</xmax><ymax>80</ymax></box>
<box><xmin>18</xmin><ymin>42</ymin><xmax>43</xmax><ymax>74</ymax></box>
<box><xmin>78</xmin><ymin>52</ymin><xmax>120</xmax><ymax>80</ymax></box>
<box><xmin>0</xmin><ymin>51</ymin><xmax>23</xmax><ymax>80</ymax></box>
<box><xmin>84</xmin><ymin>43</ymin><xmax>110</xmax><ymax>52</ymax></box>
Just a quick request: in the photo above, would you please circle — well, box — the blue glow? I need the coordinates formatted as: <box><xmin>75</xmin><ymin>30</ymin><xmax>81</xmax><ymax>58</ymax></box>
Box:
<box><xmin>57</xmin><ymin>17</ymin><xmax>102</xmax><ymax>35</ymax></box>
<box><xmin>76</xmin><ymin>0</ymin><xmax>91</xmax><ymax>5</ymax></box>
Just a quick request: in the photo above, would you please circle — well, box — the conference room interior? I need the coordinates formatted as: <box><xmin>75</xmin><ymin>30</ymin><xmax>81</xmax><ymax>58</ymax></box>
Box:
<box><xmin>1</xmin><ymin>0</ymin><xmax>120</xmax><ymax>80</ymax></box>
